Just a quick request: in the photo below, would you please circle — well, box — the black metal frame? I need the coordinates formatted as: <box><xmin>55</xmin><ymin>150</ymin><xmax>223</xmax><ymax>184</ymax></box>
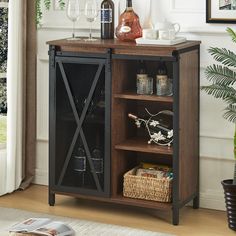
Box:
<box><xmin>112</xmin><ymin>54</ymin><xmax>177</xmax><ymax>62</ymax></box>
<box><xmin>49</xmin><ymin>48</ymin><xmax>111</xmax><ymax>205</ymax></box>
<box><xmin>172</xmin><ymin>57</ymin><xmax>180</xmax><ymax>225</ymax></box>
<box><xmin>206</xmin><ymin>0</ymin><xmax>236</xmax><ymax>23</ymax></box>
<box><xmin>49</xmin><ymin>45</ymin><xmax>56</xmax><ymax>206</ymax></box>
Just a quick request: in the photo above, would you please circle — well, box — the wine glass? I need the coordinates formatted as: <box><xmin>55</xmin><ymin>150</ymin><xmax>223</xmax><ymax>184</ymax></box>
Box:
<box><xmin>66</xmin><ymin>0</ymin><xmax>80</xmax><ymax>40</ymax></box>
<box><xmin>84</xmin><ymin>0</ymin><xmax>98</xmax><ymax>41</ymax></box>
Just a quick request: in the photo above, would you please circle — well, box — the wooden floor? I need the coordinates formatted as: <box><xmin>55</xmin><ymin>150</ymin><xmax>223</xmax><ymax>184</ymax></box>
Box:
<box><xmin>0</xmin><ymin>184</ymin><xmax>234</xmax><ymax>236</ymax></box>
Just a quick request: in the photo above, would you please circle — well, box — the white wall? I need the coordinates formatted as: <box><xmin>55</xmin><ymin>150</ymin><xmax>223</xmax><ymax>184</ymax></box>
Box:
<box><xmin>35</xmin><ymin>0</ymin><xmax>235</xmax><ymax>210</ymax></box>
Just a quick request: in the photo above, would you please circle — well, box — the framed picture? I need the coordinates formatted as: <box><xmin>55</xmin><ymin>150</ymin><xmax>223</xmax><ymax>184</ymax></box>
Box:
<box><xmin>206</xmin><ymin>0</ymin><xmax>236</xmax><ymax>23</ymax></box>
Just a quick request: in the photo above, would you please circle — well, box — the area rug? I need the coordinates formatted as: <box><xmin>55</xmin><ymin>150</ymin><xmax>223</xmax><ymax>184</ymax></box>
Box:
<box><xmin>0</xmin><ymin>207</ymin><xmax>174</xmax><ymax>236</ymax></box>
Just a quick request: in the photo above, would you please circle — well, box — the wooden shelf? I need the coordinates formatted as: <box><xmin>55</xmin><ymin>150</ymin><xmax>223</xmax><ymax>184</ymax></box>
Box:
<box><xmin>51</xmin><ymin>190</ymin><xmax>172</xmax><ymax>211</ymax></box>
<box><xmin>115</xmin><ymin>138</ymin><xmax>173</xmax><ymax>155</ymax></box>
<box><xmin>111</xmin><ymin>194</ymin><xmax>172</xmax><ymax>210</ymax></box>
<box><xmin>114</xmin><ymin>91</ymin><xmax>173</xmax><ymax>103</ymax></box>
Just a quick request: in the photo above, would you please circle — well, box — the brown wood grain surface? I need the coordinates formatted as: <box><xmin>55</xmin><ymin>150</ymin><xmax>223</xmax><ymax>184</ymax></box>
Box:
<box><xmin>178</xmin><ymin>49</ymin><xmax>199</xmax><ymax>203</ymax></box>
<box><xmin>48</xmin><ymin>38</ymin><xmax>201</xmax><ymax>222</ymax></box>
<box><xmin>47</xmin><ymin>39</ymin><xmax>201</xmax><ymax>57</ymax></box>
<box><xmin>114</xmin><ymin>92</ymin><xmax>173</xmax><ymax>103</ymax></box>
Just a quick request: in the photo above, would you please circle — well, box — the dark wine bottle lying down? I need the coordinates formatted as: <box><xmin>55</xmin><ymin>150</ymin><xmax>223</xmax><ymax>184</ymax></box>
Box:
<box><xmin>128</xmin><ymin>111</ymin><xmax>173</xmax><ymax>146</ymax></box>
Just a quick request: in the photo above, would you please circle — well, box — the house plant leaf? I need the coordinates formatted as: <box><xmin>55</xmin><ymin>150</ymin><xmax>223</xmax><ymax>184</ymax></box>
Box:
<box><xmin>201</xmin><ymin>27</ymin><xmax>236</xmax><ymax>231</ymax></box>
<box><xmin>36</xmin><ymin>0</ymin><xmax>65</xmax><ymax>27</ymax></box>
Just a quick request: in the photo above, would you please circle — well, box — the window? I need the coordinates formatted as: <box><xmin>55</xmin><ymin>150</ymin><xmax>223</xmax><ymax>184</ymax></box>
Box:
<box><xmin>0</xmin><ymin>0</ymin><xmax>8</xmax><ymax>144</ymax></box>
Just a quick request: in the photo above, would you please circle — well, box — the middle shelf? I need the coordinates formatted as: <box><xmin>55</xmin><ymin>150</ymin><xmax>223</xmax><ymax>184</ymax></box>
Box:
<box><xmin>114</xmin><ymin>91</ymin><xmax>173</xmax><ymax>103</ymax></box>
<box><xmin>115</xmin><ymin>137</ymin><xmax>173</xmax><ymax>155</ymax></box>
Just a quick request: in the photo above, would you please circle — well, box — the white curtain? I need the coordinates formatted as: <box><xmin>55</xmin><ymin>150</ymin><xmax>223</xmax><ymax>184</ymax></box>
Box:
<box><xmin>0</xmin><ymin>0</ymin><xmax>24</xmax><ymax>195</ymax></box>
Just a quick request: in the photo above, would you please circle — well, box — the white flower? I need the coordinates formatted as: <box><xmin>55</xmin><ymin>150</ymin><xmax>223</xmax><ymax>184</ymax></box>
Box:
<box><xmin>149</xmin><ymin>120</ymin><xmax>159</xmax><ymax>127</ymax></box>
<box><xmin>135</xmin><ymin>120</ymin><xmax>141</xmax><ymax>128</ymax></box>
<box><xmin>150</xmin><ymin>132</ymin><xmax>166</xmax><ymax>142</ymax></box>
<box><xmin>167</xmin><ymin>130</ymin><xmax>173</xmax><ymax>138</ymax></box>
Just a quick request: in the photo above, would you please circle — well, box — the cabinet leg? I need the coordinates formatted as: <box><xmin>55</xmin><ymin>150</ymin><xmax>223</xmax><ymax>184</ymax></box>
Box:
<box><xmin>172</xmin><ymin>207</ymin><xmax>179</xmax><ymax>225</ymax></box>
<box><xmin>49</xmin><ymin>191</ymin><xmax>55</xmax><ymax>206</ymax></box>
<box><xmin>193</xmin><ymin>194</ymin><xmax>199</xmax><ymax>209</ymax></box>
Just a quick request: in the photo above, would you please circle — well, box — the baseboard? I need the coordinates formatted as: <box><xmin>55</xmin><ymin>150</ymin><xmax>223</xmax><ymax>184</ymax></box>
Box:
<box><xmin>33</xmin><ymin>169</ymin><xmax>48</xmax><ymax>186</ymax></box>
<box><xmin>199</xmin><ymin>190</ymin><xmax>225</xmax><ymax>211</ymax></box>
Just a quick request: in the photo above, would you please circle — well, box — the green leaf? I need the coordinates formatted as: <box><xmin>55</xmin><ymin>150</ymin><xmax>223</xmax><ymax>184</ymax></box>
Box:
<box><xmin>36</xmin><ymin>0</ymin><xmax>64</xmax><ymax>27</ymax></box>
<box><xmin>208</xmin><ymin>47</ymin><xmax>236</xmax><ymax>68</ymax></box>
<box><xmin>224</xmin><ymin>104</ymin><xmax>236</xmax><ymax>123</ymax></box>
<box><xmin>201</xmin><ymin>84</ymin><xmax>236</xmax><ymax>100</ymax></box>
<box><xmin>44</xmin><ymin>0</ymin><xmax>51</xmax><ymax>10</ymax></box>
<box><xmin>58</xmin><ymin>0</ymin><xmax>65</xmax><ymax>10</ymax></box>
<box><xmin>205</xmin><ymin>65</ymin><xmax>236</xmax><ymax>86</ymax></box>
<box><xmin>227</xmin><ymin>27</ymin><xmax>236</xmax><ymax>44</ymax></box>
<box><xmin>36</xmin><ymin>0</ymin><xmax>42</xmax><ymax>27</ymax></box>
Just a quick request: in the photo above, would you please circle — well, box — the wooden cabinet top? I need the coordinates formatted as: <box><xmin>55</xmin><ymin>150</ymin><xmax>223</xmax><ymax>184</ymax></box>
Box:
<box><xmin>47</xmin><ymin>39</ymin><xmax>201</xmax><ymax>57</ymax></box>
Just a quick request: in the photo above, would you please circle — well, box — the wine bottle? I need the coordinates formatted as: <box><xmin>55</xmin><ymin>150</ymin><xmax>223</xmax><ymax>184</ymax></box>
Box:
<box><xmin>73</xmin><ymin>143</ymin><xmax>86</xmax><ymax>186</ymax></box>
<box><xmin>136</xmin><ymin>60</ymin><xmax>153</xmax><ymax>95</ymax></box>
<box><xmin>92</xmin><ymin>148</ymin><xmax>103</xmax><ymax>174</ymax></box>
<box><xmin>137</xmin><ymin>60</ymin><xmax>147</xmax><ymax>75</ymax></box>
<box><xmin>128</xmin><ymin>113</ymin><xmax>172</xmax><ymax>136</ymax></box>
<box><xmin>128</xmin><ymin>112</ymin><xmax>173</xmax><ymax>146</ymax></box>
<box><xmin>157</xmin><ymin>62</ymin><xmax>168</xmax><ymax>77</ymax></box>
<box><xmin>73</xmin><ymin>146</ymin><xmax>86</xmax><ymax>172</ymax></box>
<box><xmin>156</xmin><ymin>62</ymin><xmax>171</xmax><ymax>96</ymax></box>
<box><xmin>101</xmin><ymin>0</ymin><xmax>114</xmax><ymax>39</ymax></box>
<box><xmin>115</xmin><ymin>0</ymin><xmax>142</xmax><ymax>41</ymax></box>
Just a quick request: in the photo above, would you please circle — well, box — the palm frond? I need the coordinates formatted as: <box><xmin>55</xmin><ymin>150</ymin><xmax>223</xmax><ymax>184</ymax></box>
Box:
<box><xmin>224</xmin><ymin>104</ymin><xmax>236</xmax><ymax>123</ymax></box>
<box><xmin>205</xmin><ymin>65</ymin><xmax>236</xmax><ymax>86</ymax></box>
<box><xmin>227</xmin><ymin>27</ymin><xmax>236</xmax><ymax>44</ymax></box>
<box><xmin>225</xmin><ymin>95</ymin><xmax>236</xmax><ymax>105</ymax></box>
<box><xmin>208</xmin><ymin>47</ymin><xmax>236</xmax><ymax>68</ymax></box>
<box><xmin>201</xmin><ymin>84</ymin><xmax>236</xmax><ymax>100</ymax></box>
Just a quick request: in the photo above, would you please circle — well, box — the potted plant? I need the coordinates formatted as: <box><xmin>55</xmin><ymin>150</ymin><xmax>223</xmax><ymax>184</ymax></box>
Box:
<box><xmin>201</xmin><ymin>27</ymin><xmax>236</xmax><ymax>231</ymax></box>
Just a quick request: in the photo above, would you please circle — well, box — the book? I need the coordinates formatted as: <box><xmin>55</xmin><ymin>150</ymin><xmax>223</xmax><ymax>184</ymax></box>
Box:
<box><xmin>8</xmin><ymin>218</ymin><xmax>75</xmax><ymax>236</ymax></box>
<box><xmin>136</xmin><ymin>168</ymin><xmax>172</xmax><ymax>179</ymax></box>
<box><xmin>140</xmin><ymin>162</ymin><xmax>172</xmax><ymax>172</ymax></box>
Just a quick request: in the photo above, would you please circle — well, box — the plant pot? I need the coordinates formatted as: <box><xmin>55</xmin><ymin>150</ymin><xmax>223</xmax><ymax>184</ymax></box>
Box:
<box><xmin>222</xmin><ymin>179</ymin><xmax>236</xmax><ymax>231</ymax></box>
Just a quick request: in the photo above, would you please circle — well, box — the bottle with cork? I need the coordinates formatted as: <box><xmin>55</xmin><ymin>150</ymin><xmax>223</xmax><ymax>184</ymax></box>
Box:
<box><xmin>101</xmin><ymin>0</ymin><xmax>114</xmax><ymax>39</ymax></box>
<box><xmin>115</xmin><ymin>0</ymin><xmax>142</xmax><ymax>41</ymax></box>
<box><xmin>136</xmin><ymin>60</ymin><xmax>153</xmax><ymax>95</ymax></box>
<box><xmin>156</xmin><ymin>62</ymin><xmax>172</xmax><ymax>96</ymax></box>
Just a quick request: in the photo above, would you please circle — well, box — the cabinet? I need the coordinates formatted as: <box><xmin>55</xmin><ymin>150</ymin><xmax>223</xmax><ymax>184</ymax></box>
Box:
<box><xmin>48</xmin><ymin>39</ymin><xmax>200</xmax><ymax>225</ymax></box>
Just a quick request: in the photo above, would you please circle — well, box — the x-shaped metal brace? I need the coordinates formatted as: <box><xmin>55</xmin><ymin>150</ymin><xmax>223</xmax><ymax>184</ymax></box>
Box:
<box><xmin>57</xmin><ymin>61</ymin><xmax>104</xmax><ymax>192</ymax></box>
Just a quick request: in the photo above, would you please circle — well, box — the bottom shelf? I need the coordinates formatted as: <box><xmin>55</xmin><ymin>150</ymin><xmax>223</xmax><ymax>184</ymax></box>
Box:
<box><xmin>111</xmin><ymin>194</ymin><xmax>172</xmax><ymax>210</ymax></box>
<box><xmin>51</xmin><ymin>190</ymin><xmax>172</xmax><ymax>211</ymax></box>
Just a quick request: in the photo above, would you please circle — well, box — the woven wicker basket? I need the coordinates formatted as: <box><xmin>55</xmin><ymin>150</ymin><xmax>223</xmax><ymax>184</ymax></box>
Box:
<box><xmin>123</xmin><ymin>167</ymin><xmax>172</xmax><ymax>202</ymax></box>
